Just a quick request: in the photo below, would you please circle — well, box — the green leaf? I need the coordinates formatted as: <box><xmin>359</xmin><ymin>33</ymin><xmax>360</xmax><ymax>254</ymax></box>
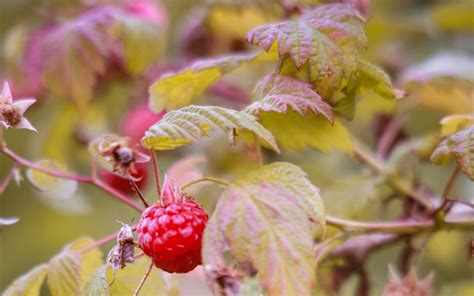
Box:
<box><xmin>203</xmin><ymin>162</ymin><xmax>325</xmax><ymax>296</ymax></box>
<box><xmin>115</xmin><ymin>16</ymin><xmax>165</xmax><ymax>75</ymax></box>
<box><xmin>401</xmin><ymin>53</ymin><xmax>474</xmax><ymax>115</ymax></box>
<box><xmin>246</xmin><ymin>73</ymin><xmax>333</xmax><ymax>122</ymax></box>
<box><xmin>355</xmin><ymin>59</ymin><xmax>404</xmax><ymax>100</ymax></box>
<box><xmin>2</xmin><ymin>264</ymin><xmax>48</xmax><ymax>296</ymax></box>
<box><xmin>149</xmin><ymin>52</ymin><xmax>261</xmax><ymax>113</ymax></box>
<box><xmin>84</xmin><ymin>257</ymin><xmax>179</xmax><ymax>296</ymax></box>
<box><xmin>26</xmin><ymin>160</ymin><xmax>78</xmax><ymax>199</ymax></box>
<box><xmin>83</xmin><ymin>266</ymin><xmax>109</xmax><ymax>296</ymax></box>
<box><xmin>247</xmin><ymin>3</ymin><xmax>366</xmax><ymax>98</ymax></box>
<box><xmin>430</xmin><ymin>125</ymin><xmax>474</xmax><ymax>180</ymax></box>
<box><xmin>141</xmin><ymin>105</ymin><xmax>279</xmax><ymax>152</ymax></box>
<box><xmin>47</xmin><ymin>237</ymin><xmax>103</xmax><ymax>296</ymax></box>
<box><xmin>253</xmin><ymin>109</ymin><xmax>353</xmax><ymax>153</ymax></box>
<box><xmin>439</xmin><ymin>114</ymin><xmax>474</xmax><ymax>137</ymax></box>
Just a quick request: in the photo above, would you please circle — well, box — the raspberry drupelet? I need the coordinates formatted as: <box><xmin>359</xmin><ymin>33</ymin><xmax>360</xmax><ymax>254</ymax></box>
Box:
<box><xmin>136</xmin><ymin>177</ymin><xmax>208</xmax><ymax>273</ymax></box>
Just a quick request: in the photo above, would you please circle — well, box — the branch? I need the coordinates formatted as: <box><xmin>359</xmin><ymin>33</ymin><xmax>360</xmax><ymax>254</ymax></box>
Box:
<box><xmin>0</xmin><ymin>146</ymin><xmax>143</xmax><ymax>212</ymax></box>
<box><xmin>181</xmin><ymin>177</ymin><xmax>230</xmax><ymax>190</ymax></box>
<box><xmin>433</xmin><ymin>166</ymin><xmax>460</xmax><ymax>216</ymax></box>
<box><xmin>353</xmin><ymin>144</ymin><xmax>434</xmax><ymax>210</ymax></box>
<box><xmin>0</xmin><ymin>162</ymin><xmax>18</xmax><ymax>195</ymax></box>
<box><xmin>134</xmin><ymin>262</ymin><xmax>153</xmax><ymax>296</ymax></box>
<box><xmin>325</xmin><ymin>214</ymin><xmax>473</xmax><ymax>234</ymax></box>
<box><xmin>149</xmin><ymin>149</ymin><xmax>161</xmax><ymax>196</ymax></box>
<box><xmin>376</xmin><ymin>116</ymin><xmax>401</xmax><ymax>159</ymax></box>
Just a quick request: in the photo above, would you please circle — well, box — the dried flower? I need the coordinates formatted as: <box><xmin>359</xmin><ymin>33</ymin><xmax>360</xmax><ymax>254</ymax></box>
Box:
<box><xmin>90</xmin><ymin>134</ymin><xmax>150</xmax><ymax>179</ymax></box>
<box><xmin>0</xmin><ymin>82</ymin><xmax>36</xmax><ymax>132</ymax></box>
<box><xmin>383</xmin><ymin>266</ymin><xmax>433</xmax><ymax>296</ymax></box>
<box><xmin>107</xmin><ymin>222</ymin><xmax>136</xmax><ymax>270</ymax></box>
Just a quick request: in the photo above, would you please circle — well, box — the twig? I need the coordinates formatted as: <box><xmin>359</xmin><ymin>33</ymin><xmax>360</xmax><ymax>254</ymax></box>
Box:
<box><xmin>433</xmin><ymin>166</ymin><xmax>460</xmax><ymax>216</ymax></box>
<box><xmin>80</xmin><ymin>231</ymin><xmax>119</xmax><ymax>254</ymax></box>
<box><xmin>149</xmin><ymin>149</ymin><xmax>161</xmax><ymax>196</ymax></box>
<box><xmin>133</xmin><ymin>262</ymin><xmax>153</xmax><ymax>296</ymax></box>
<box><xmin>446</xmin><ymin>197</ymin><xmax>474</xmax><ymax>209</ymax></box>
<box><xmin>181</xmin><ymin>177</ymin><xmax>230</xmax><ymax>190</ymax></box>
<box><xmin>353</xmin><ymin>144</ymin><xmax>433</xmax><ymax>210</ymax></box>
<box><xmin>376</xmin><ymin>116</ymin><xmax>401</xmax><ymax>159</ymax></box>
<box><xmin>130</xmin><ymin>180</ymin><xmax>149</xmax><ymax>207</ymax></box>
<box><xmin>0</xmin><ymin>162</ymin><xmax>18</xmax><ymax>195</ymax></box>
<box><xmin>325</xmin><ymin>214</ymin><xmax>472</xmax><ymax>234</ymax></box>
<box><xmin>0</xmin><ymin>146</ymin><xmax>143</xmax><ymax>212</ymax></box>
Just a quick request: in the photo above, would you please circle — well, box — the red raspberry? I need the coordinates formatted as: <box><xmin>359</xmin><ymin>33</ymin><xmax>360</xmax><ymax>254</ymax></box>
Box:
<box><xmin>136</xmin><ymin>199</ymin><xmax>208</xmax><ymax>273</ymax></box>
<box><xmin>100</xmin><ymin>163</ymin><xmax>148</xmax><ymax>195</ymax></box>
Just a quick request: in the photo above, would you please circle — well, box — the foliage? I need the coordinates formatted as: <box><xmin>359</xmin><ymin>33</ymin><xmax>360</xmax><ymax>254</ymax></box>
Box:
<box><xmin>0</xmin><ymin>0</ymin><xmax>473</xmax><ymax>295</ymax></box>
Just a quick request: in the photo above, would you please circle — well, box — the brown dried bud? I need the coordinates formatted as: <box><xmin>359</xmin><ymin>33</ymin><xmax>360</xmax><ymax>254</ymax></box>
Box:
<box><xmin>107</xmin><ymin>222</ymin><xmax>135</xmax><ymax>270</ymax></box>
<box><xmin>0</xmin><ymin>82</ymin><xmax>37</xmax><ymax>131</ymax></box>
<box><xmin>89</xmin><ymin>134</ymin><xmax>150</xmax><ymax>179</ymax></box>
<box><xmin>383</xmin><ymin>266</ymin><xmax>433</xmax><ymax>296</ymax></box>
<box><xmin>205</xmin><ymin>265</ymin><xmax>244</xmax><ymax>295</ymax></box>
<box><xmin>0</xmin><ymin>104</ymin><xmax>22</xmax><ymax>126</ymax></box>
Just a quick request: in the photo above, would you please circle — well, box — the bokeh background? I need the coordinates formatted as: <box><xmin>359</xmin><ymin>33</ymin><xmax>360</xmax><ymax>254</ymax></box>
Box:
<box><xmin>0</xmin><ymin>0</ymin><xmax>473</xmax><ymax>295</ymax></box>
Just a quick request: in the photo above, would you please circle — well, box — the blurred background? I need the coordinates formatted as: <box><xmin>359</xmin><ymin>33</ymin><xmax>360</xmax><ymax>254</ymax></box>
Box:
<box><xmin>0</xmin><ymin>0</ymin><xmax>473</xmax><ymax>295</ymax></box>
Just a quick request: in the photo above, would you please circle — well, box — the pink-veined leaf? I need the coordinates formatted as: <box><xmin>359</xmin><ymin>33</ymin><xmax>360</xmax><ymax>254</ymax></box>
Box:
<box><xmin>36</xmin><ymin>5</ymin><xmax>164</xmax><ymax>108</ymax></box>
<box><xmin>246</xmin><ymin>73</ymin><xmax>333</xmax><ymax>123</ymax></box>
<box><xmin>247</xmin><ymin>4</ymin><xmax>366</xmax><ymax>97</ymax></box>
<box><xmin>203</xmin><ymin>162</ymin><xmax>325</xmax><ymax>296</ymax></box>
<box><xmin>430</xmin><ymin>125</ymin><xmax>474</xmax><ymax>180</ymax></box>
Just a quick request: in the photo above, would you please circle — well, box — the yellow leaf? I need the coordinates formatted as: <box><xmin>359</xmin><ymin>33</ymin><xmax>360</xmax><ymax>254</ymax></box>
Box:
<box><xmin>142</xmin><ymin>105</ymin><xmax>279</xmax><ymax>153</ymax></box>
<box><xmin>439</xmin><ymin>114</ymin><xmax>474</xmax><ymax>136</ymax></box>
<box><xmin>47</xmin><ymin>237</ymin><xmax>103</xmax><ymax>295</ymax></box>
<box><xmin>26</xmin><ymin>160</ymin><xmax>78</xmax><ymax>199</ymax></box>
<box><xmin>3</xmin><ymin>264</ymin><xmax>48</xmax><ymax>296</ymax></box>
<box><xmin>84</xmin><ymin>257</ymin><xmax>179</xmax><ymax>296</ymax></box>
<box><xmin>149</xmin><ymin>52</ymin><xmax>263</xmax><ymax>113</ymax></box>
<box><xmin>257</xmin><ymin>109</ymin><xmax>353</xmax><ymax>153</ymax></box>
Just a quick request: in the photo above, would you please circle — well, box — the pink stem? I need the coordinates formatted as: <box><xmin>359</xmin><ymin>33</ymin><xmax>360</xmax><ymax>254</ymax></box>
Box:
<box><xmin>149</xmin><ymin>149</ymin><xmax>161</xmax><ymax>197</ymax></box>
<box><xmin>0</xmin><ymin>162</ymin><xmax>18</xmax><ymax>195</ymax></box>
<box><xmin>1</xmin><ymin>146</ymin><xmax>143</xmax><ymax>212</ymax></box>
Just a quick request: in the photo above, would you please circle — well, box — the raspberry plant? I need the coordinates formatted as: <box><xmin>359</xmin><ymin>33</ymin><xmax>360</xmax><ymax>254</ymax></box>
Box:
<box><xmin>0</xmin><ymin>0</ymin><xmax>473</xmax><ymax>295</ymax></box>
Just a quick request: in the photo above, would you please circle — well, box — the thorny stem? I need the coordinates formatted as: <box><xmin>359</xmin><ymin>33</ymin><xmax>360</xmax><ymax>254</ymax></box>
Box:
<box><xmin>353</xmin><ymin>143</ymin><xmax>433</xmax><ymax>210</ymax></box>
<box><xmin>0</xmin><ymin>162</ymin><xmax>18</xmax><ymax>195</ymax></box>
<box><xmin>0</xmin><ymin>145</ymin><xmax>143</xmax><ymax>212</ymax></box>
<box><xmin>181</xmin><ymin>177</ymin><xmax>230</xmax><ymax>190</ymax></box>
<box><xmin>133</xmin><ymin>262</ymin><xmax>153</xmax><ymax>296</ymax></box>
<box><xmin>149</xmin><ymin>149</ymin><xmax>161</xmax><ymax>197</ymax></box>
<box><xmin>130</xmin><ymin>180</ymin><xmax>149</xmax><ymax>207</ymax></box>
<box><xmin>433</xmin><ymin>166</ymin><xmax>460</xmax><ymax>216</ymax></box>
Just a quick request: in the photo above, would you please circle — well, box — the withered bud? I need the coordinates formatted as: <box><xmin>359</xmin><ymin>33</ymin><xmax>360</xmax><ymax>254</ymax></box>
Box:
<box><xmin>205</xmin><ymin>265</ymin><xmax>244</xmax><ymax>295</ymax></box>
<box><xmin>107</xmin><ymin>222</ymin><xmax>136</xmax><ymax>270</ymax></box>
<box><xmin>383</xmin><ymin>265</ymin><xmax>433</xmax><ymax>296</ymax></box>
<box><xmin>90</xmin><ymin>134</ymin><xmax>150</xmax><ymax>179</ymax></box>
<box><xmin>0</xmin><ymin>104</ymin><xmax>22</xmax><ymax>126</ymax></box>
